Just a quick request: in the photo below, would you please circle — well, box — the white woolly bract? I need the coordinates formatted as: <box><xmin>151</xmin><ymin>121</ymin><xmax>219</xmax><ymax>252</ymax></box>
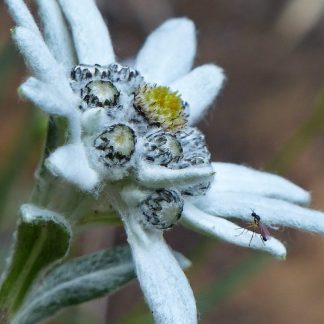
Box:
<box><xmin>210</xmin><ymin>162</ymin><xmax>310</xmax><ymax>205</ymax></box>
<box><xmin>193</xmin><ymin>191</ymin><xmax>324</xmax><ymax>235</ymax></box>
<box><xmin>19</xmin><ymin>77</ymin><xmax>74</xmax><ymax>117</ymax></box>
<box><xmin>19</xmin><ymin>76</ymin><xmax>81</xmax><ymax>143</ymax></box>
<box><xmin>57</xmin><ymin>0</ymin><xmax>114</xmax><ymax>65</ymax></box>
<box><xmin>36</xmin><ymin>0</ymin><xmax>76</xmax><ymax>71</ymax></box>
<box><xmin>135</xmin><ymin>18</ymin><xmax>196</xmax><ymax>85</ymax></box>
<box><xmin>11</xmin><ymin>27</ymin><xmax>71</xmax><ymax>96</ymax></box>
<box><xmin>182</xmin><ymin>203</ymin><xmax>286</xmax><ymax>259</ymax></box>
<box><xmin>171</xmin><ymin>64</ymin><xmax>225</xmax><ymax>125</ymax></box>
<box><xmin>5</xmin><ymin>0</ymin><xmax>41</xmax><ymax>35</ymax></box>
<box><xmin>122</xmin><ymin>213</ymin><xmax>197</xmax><ymax>324</ymax></box>
<box><xmin>136</xmin><ymin>161</ymin><xmax>214</xmax><ymax>189</ymax></box>
<box><xmin>46</xmin><ymin>144</ymin><xmax>100</xmax><ymax>192</ymax></box>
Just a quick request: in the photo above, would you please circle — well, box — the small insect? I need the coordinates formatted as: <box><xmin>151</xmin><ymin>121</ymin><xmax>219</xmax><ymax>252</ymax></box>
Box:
<box><xmin>250</xmin><ymin>210</ymin><xmax>271</xmax><ymax>244</ymax></box>
<box><xmin>237</xmin><ymin>210</ymin><xmax>271</xmax><ymax>246</ymax></box>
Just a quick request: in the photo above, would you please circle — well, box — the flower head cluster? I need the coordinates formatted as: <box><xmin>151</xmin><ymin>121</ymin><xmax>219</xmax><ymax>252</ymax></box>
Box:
<box><xmin>5</xmin><ymin>0</ymin><xmax>324</xmax><ymax>323</ymax></box>
<box><xmin>69</xmin><ymin>62</ymin><xmax>213</xmax><ymax>228</ymax></box>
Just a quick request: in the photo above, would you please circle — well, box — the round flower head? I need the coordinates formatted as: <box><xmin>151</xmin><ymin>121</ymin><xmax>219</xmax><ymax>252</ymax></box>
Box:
<box><xmin>139</xmin><ymin>189</ymin><xmax>184</xmax><ymax>230</ymax></box>
<box><xmin>6</xmin><ymin>0</ymin><xmax>324</xmax><ymax>323</ymax></box>
<box><xmin>134</xmin><ymin>84</ymin><xmax>187</xmax><ymax>132</ymax></box>
<box><xmin>142</xmin><ymin>130</ymin><xmax>183</xmax><ymax>167</ymax></box>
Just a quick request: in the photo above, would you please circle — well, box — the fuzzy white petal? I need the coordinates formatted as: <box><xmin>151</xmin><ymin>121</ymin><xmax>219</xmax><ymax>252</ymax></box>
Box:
<box><xmin>194</xmin><ymin>192</ymin><xmax>324</xmax><ymax>235</ymax></box>
<box><xmin>211</xmin><ymin>162</ymin><xmax>310</xmax><ymax>205</ymax></box>
<box><xmin>19</xmin><ymin>77</ymin><xmax>74</xmax><ymax>116</ymax></box>
<box><xmin>57</xmin><ymin>0</ymin><xmax>114</xmax><ymax>65</ymax></box>
<box><xmin>36</xmin><ymin>0</ymin><xmax>76</xmax><ymax>71</ymax></box>
<box><xmin>46</xmin><ymin>144</ymin><xmax>100</xmax><ymax>192</ymax></box>
<box><xmin>122</xmin><ymin>214</ymin><xmax>197</xmax><ymax>324</ymax></box>
<box><xmin>136</xmin><ymin>161</ymin><xmax>214</xmax><ymax>189</ymax></box>
<box><xmin>5</xmin><ymin>0</ymin><xmax>41</xmax><ymax>35</ymax></box>
<box><xmin>182</xmin><ymin>203</ymin><xmax>286</xmax><ymax>259</ymax></box>
<box><xmin>11</xmin><ymin>27</ymin><xmax>71</xmax><ymax>94</ymax></box>
<box><xmin>171</xmin><ymin>64</ymin><xmax>225</xmax><ymax>125</ymax></box>
<box><xmin>135</xmin><ymin>18</ymin><xmax>196</xmax><ymax>85</ymax></box>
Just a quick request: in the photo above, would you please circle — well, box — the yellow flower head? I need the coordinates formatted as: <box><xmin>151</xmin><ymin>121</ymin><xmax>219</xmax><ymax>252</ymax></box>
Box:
<box><xmin>134</xmin><ymin>84</ymin><xmax>187</xmax><ymax>132</ymax></box>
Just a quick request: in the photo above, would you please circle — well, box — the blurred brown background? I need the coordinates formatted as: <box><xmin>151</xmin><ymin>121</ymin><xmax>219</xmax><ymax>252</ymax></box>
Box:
<box><xmin>1</xmin><ymin>0</ymin><xmax>324</xmax><ymax>323</ymax></box>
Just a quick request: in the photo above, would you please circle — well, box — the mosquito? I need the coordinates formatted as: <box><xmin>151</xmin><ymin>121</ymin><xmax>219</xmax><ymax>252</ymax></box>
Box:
<box><xmin>237</xmin><ymin>209</ymin><xmax>271</xmax><ymax>246</ymax></box>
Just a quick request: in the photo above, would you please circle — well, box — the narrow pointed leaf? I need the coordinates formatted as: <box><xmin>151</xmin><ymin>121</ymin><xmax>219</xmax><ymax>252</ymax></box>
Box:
<box><xmin>13</xmin><ymin>245</ymin><xmax>190</xmax><ymax>324</ymax></box>
<box><xmin>0</xmin><ymin>204</ymin><xmax>71</xmax><ymax>315</ymax></box>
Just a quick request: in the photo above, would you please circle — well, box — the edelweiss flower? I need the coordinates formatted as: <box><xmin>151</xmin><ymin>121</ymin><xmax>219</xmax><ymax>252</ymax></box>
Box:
<box><xmin>5</xmin><ymin>0</ymin><xmax>324</xmax><ymax>323</ymax></box>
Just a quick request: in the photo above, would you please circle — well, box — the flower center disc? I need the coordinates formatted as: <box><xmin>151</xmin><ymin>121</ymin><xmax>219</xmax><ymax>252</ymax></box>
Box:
<box><xmin>135</xmin><ymin>85</ymin><xmax>186</xmax><ymax>132</ymax></box>
<box><xmin>111</xmin><ymin>126</ymin><xmax>134</xmax><ymax>156</ymax></box>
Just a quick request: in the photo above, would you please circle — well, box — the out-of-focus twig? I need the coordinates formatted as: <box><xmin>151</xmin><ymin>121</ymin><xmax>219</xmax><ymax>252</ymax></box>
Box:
<box><xmin>274</xmin><ymin>0</ymin><xmax>324</xmax><ymax>50</ymax></box>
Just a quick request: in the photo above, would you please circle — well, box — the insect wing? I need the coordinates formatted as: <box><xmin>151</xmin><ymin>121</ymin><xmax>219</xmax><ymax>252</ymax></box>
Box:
<box><xmin>259</xmin><ymin>223</ymin><xmax>271</xmax><ymax>241</ymax></box>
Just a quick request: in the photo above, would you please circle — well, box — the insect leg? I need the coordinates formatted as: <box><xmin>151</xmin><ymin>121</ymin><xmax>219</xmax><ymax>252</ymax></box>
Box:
<box><xmin>235</xmin><ymin>227</ymin><xmax>247</xmax><ymax>237</ymax></box>
<box><xmin>249</xmin><ymin>231</ymin><xmax>255</xmax><ymax>247</ymax></box>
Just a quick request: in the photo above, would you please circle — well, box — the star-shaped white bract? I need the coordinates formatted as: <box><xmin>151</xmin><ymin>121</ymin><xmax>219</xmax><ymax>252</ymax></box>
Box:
<box><xmin>5</xmin><ymin>1</ymin><xmax>324</xmax><ymax>323</ymax></box>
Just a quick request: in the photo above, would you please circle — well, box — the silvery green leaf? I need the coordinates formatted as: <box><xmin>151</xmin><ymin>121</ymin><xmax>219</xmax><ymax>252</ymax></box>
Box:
<box><xmin>13</xmin><ymin>245</ymin><xmax>190</xmax><ymax>324</ymax></box>
<box><xmin>0</xmin><ymin>204</ymin><xmax>71</xmax><ymax>315</ymax></box>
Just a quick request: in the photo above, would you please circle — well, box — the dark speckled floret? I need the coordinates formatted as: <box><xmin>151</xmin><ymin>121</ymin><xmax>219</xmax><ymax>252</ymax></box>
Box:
<box><xmin>143</xmin><ymin>131</ymin><xmax>183</xmax><ymax>167</ymax></box>
<box><xmin>93</xmin><ymin>124</ymin><xmax>136</xmax><ymax>167</ymax></box>
<box><xmin>139</xmin><ymin>189</ymin><xmax>183</xmax><ymax>229</ymax></box>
